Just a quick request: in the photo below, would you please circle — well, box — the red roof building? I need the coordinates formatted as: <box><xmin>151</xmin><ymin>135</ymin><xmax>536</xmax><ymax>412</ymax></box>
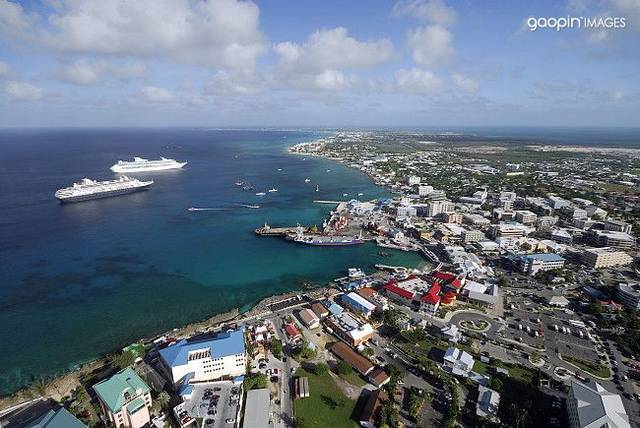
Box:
<box><xmin>383</xmin><ymin>281</ymin><xmax>415</xmax><ymax>301</ymax></box>
<box><xmin>441</xmin><ymin>291</ymin><xmax>457</xmax><ymax>305</ymax></box>
<box><xmin>284</xmin><ymin>323</ymin><xmax>301</xmax><ymax>339</ymax></box>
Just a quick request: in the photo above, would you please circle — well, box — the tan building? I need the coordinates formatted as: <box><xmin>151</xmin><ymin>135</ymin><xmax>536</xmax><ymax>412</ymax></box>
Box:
<box><xmin>323</xmin><ymin>312</ymin><xmax>374</xmax><ymax>347</ymax></box>
<box><xmin>297</xmin><ymin>308</ymin><xmax>320</xmax><ymax>329</ymax></box>
<box><xmin>443</xmin><ymin>212</ymin><xmax>463</xmax><ymax>224</ymax></box>
<box><xmin>93</xmin><ymin>368</ymin><xmax>152</xmax><ymax>428</ymax></box>
<box><xmin>581</xmin><ymin>247</ymin><xmax>633</xmax><ymax>269</ymax></box>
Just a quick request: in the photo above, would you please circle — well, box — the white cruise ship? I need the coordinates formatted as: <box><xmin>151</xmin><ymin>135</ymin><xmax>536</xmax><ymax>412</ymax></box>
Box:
<box><xmin>110</xmin><ymin>157</ymin><xmax>187</xmax><ymax>173</ymax></box>
<box><xmin>55</xmin><ymin>176</ymin><xmax>153</xmax><ymax>202</ymax></box>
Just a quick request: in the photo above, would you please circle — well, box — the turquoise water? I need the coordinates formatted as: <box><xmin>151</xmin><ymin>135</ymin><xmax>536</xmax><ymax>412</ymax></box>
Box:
<box><xmin>0</xmin><ymin>129</ymin><xmax>423</xmax><ymax>394</ymax></box>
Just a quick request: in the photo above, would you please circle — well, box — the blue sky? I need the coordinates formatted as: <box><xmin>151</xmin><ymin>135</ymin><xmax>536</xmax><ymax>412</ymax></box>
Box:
<box><xmin>0</xmin><ymin>0</ymin><xmax>638</xmax><ymax>127</ymax></box>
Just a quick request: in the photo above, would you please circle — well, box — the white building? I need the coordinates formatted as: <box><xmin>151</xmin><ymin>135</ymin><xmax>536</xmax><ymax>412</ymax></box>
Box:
<box><xmin>618</xmin><ymin>283</ymin><xmax>640</xmax><ymax>310</ymax></box>
<box><xmin>567</xmin><ymin>380</ymin><xmax>630</xmax><ymax>428</ymax></box>
<box><xmin>159</xmin><ymin>328</ymin><xmax>246</xmax><ymax>387</ymax></box>
<box><xmin>515</xmin><ymin>210</ymin><xmax>538</xmax><ymax>225</ymax></box>
<box><xmin>408</xmin><ymin>175</ymin><xmax>421</xmax><ymax>185</ymax></box>
<box><xmin>443</xmin><ymin>347</ymin><xmax>474</xmax><ymax>377</ymax></box>
<box><xmin>476</xmin><ymin>385</ymin><xmax>500</xmax><ymax>422</ymax></box>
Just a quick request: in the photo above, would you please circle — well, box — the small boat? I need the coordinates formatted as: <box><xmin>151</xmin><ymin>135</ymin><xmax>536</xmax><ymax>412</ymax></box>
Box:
<box><xmin>240</xmin><ymin>204</ymin><xmax>260</xmax><ymax>209</ymax></box>
<box><xmin>188</xmin><ymin>207</ymin><xmax>219</xmax><ymax>211</ymax></box>
<box><xmin>303</xmin><ymin>157</ymin><xmax>307</xmax><ymax>160</ymax></box>
<box><xmin>326</xmin><ymin>169</ymin><xmax>331</xmax><ymax>172</ymax></box>
<box><xmin>277</xmin><ymin>168</ymin><xmax>282</xmax><ymax>171</ymax></box>
<box><xmin>268</xmin><ymin>188</ymin><xmax>278</xmax><ymax>193</ymax></box>
<box><xmin>256</xmin><ymin>192</ymin><xmax>266</xmax><ymax>196</ymax></box>
<box><xmin>235</xmin><ymin>180</ymin><xmax>244</xmax><ymax>186</ymax></box>
<box><xmin>304</xmin><ymin>178</ymin><xmax>311</xmax><ymax>183</ymax></box>
<box><xmin>242</xmin><ymin>185</ymin><xmax>254</xmax><ymax>191</ymax></box>
<box><xmin>343</xmin><ymin>193</ymin><xmax>348</xmax><ymax>197</ymax></box>
<box><xmin>358</xmin><ymin>192</ymin><xmax>364</xmax><ymax>196</ymax></box>
<box><xmin>315</xmin><ymin>185</ymin><xmax>319</xmax><ymax>192</ymax></box>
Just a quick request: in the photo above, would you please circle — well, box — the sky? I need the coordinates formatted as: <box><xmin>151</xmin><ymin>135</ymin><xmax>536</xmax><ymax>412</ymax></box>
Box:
<box><xmin>0</xmin><ymin>0</ymin><xmax>638</xmax><ymax>127</ymax></box>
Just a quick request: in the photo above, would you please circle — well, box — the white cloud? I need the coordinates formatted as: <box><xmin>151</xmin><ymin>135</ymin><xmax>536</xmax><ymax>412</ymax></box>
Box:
<box><xmin>274</xmin><ymin>27</ymin><xmax>393</xmax><ymax>72</ymax></box>
<box><xmin>393</xmin><ymin>0</ymin><xmax>457</xmax><ymax>26</ymax></box>
<box><xmin>204</xmin><ymin>70</ymin><xmax>262</xmax><ymax>96</ymax></box>
<box><xmin>452</xmin><ymin>73</ymin><xmax>479</xmax><ymax>93</ymax></box>
<box><xmin>314</xmin><ymin>70</ymin><xmax>350</xmax><ymax>90</ymax></box>
<box><xmin>139</xmin><ymin>86</ymin><xmax>173</xmax><ymax>102</ymax></box>
<box><xmin>20</xmin><ymin>0</ymin><xmax>267</xmax><ymax>70</ymax></box>
<box><xmin>0</xmin><ymin>0</ymin><xmax>34</xmax><ymax>37</ymax></box>
<box><xmin>4</xmin><ymin>80</ymin><xmax>43</xmax><ymax>101</ymax></box>
<box><xmin>56</xmin><ymin>60</ymin><xmax>147</xmax><ymax>85</ymax></box>
<box><xmin>395</xmin><ymin>68</ymin><xmax>443</xmax><ymax>93</ymax></box>
<box><xmin>408</xmin><ymin>25</ymin><xmax>453</xmax><ymax>67</ymax></box>
<box><xmin>0</xmin><ymin>61</ymin><xmax>8</xmax><ymax>75</ymax></box>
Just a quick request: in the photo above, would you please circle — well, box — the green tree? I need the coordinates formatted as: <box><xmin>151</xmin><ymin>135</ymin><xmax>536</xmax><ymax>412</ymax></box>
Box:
<box><xmin>156</xmin><ymin>391</ymin><xmax>170</xmax><ymax>411</ymax></box>
<box><xmin>112</xmin><ymin>351</ymin><xmax>135</xmax><ymax>369</ymax></box>
<box><xmin>489</xmin><ymin>376</ymin><xmax>503</xmax><ymax>393</ymax></box>
<box><xmin>270</xmin><ymin>339</ymin><xmax>283</xmax><ymax>359</ymax></box>
<box><xmin>361</xmin><ymin>347</ymin><xmax>374</xmax><ymax>358</ymax></box>
<box><xmin>244</xmin><ymin>372</ymin><xmax>268</xmax><ymax>390</ymax></box>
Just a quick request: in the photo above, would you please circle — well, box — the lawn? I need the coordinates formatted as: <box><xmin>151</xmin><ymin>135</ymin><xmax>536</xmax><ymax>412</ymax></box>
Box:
<box><xmin>562</xmin><ymin>354</ymin><xmax>611</xmax><ymax>378</ymax></box>
<box><xmin>293</xmin><ymin>368</ymin><xmax>360</xmax><ymax>428</ymax></box>
<box><xmin>340</xmin><ymin>370</ymin><xmax>368</xmax><ymax>388</ymax></box>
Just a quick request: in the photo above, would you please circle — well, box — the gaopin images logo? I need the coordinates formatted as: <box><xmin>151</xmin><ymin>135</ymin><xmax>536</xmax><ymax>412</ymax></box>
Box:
<box><xmin>527</xmin><ymin>16</ymin><xmax>627</xmax><ymax>32</ymax></box>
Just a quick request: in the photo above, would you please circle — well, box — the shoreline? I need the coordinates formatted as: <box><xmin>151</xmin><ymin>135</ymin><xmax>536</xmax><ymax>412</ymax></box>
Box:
<box><xmin>0</xmin><ymin>134</ymin><xmax>391</xmax><ymax>408</ymax></box>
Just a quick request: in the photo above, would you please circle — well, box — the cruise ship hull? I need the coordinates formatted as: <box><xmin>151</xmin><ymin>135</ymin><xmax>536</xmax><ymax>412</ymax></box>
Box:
<box><xmin>56</xmin><ymin>183</ymin><xmax>152</xmax><ymax>203</ymax></box>
<box><xmin>111</xmin><ymin>162</ymin><xmax>187</xmax><ymax>173</ymax></box>
<box><xmin>292</xmin><ymin>236</ymin><xmax>365</xmax><ymax>246</ymax></box>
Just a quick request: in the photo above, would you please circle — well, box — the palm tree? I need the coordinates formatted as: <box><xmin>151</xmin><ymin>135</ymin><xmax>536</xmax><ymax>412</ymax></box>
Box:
<box><xmin>31</xmin><ymin>377</ymin><xmax>49</xmax><ymax>397</ymax></box>
<box><xmin>156</xmin><ymin>391</ymin><xmax>170</xmax><ymax>411</ymax></box>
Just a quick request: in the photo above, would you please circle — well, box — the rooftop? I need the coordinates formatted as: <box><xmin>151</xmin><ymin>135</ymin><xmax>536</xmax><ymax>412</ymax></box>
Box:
<box><xmin>570</xmin><ymin>380</ymin><xmax>630</xmax><ymax>428</ymax></box>
<box><xmin>93</xmin><ymin>367</ymin><xmax>150</xmax><ymax>413</ymax></box>
<box><xmin>242</xmin><ymin>388</ymin><xmax>270</xmax><ymax>428</ymax></box>
<box><xmin>159</xmin><ymin>327</ymin><xmax>245</xmax><ymax>368</ymax></box>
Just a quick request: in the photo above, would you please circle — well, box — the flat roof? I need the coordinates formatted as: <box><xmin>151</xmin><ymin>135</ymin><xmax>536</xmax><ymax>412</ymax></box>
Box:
<box><xmin>242</xmin><ymin>388</ymin><xmax>270</xmax><ymax>428</ymax></box>
<box><xmin>344</xmin><ymin>292</ymin><xmax>376</xmax><ymax>311</ymax></box>
<box><xmin>159</xmin><ymin>327</ymin><xmax>245</xmax><ymax>368</ymax></box>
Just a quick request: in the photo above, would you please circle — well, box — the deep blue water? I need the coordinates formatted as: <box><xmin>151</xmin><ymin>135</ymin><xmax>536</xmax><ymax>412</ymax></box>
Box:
<box><xmin>0</xmin><ymin>129</ymin><xmax>424</xmax><ymax>394</ymax></box>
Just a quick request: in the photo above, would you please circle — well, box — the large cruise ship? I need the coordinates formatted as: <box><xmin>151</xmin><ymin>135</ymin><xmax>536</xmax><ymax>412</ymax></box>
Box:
<box><xmin>55</xmin><ymin>176</ymin><xmax>153</xmax><ymax>202</ymax></box>
<box><xmin>110</xmin><ymin>157</ymin><xmax>187</xmax><ymax>173</ymax></box>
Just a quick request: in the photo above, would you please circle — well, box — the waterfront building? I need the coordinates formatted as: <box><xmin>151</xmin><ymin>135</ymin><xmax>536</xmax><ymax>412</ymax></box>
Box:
<box><xmin>329</xmin><ymin>341</ymin><xmax>374</xmax><ymax>375</ymax></box>
<box><xmin>324</xmin><ymin>311</ymin><xmax>373</xmax><ymax>347</ymax></box>
<box><xmin>311</xmin><ymin>302</ymin><xmax>329</xmax><ymax>319</ymax></box>
<box><xmin>297</xmin><ymin>308</ymin><xmax>320</xmax><ymax>329</ymax></box>
<box><xmin>93</xmin><ymin>367</ymin><xmax>152</xmax><ymax>428</ymax></box>
<box><xmin>159</xmin><ymin>328</ymin><xmax>246</xmax><ymax>386</ymax></box>
<box><xmin>0</xmin><ymin>400</ymin><xmax>87</xmax><ymax>428</ymax></box>
<box><xmin>582</xmin><ymin>247</ymin><xmax>633</xmax><ymax>269</ymax></box>
<box><xmin>566</xmin><ymin>380</ymin><xmax>630</xmax><ymax>428</ymax></box>
<box><xmin>341</xmin><ymin>292</ymin><xmax>376</xmax><ymax>318</ymax></box>
<box><xmin>617</xmin><ymin>283</ymin><xmax>640</xmax><ymax>310</ymax></box>
<box><xmin>242</xmin><ymin>388</ymin><xmax>270</xmax><ymax>428</ymax></box>
<box><xmin>443</xmin><ymin>347</ymin><xmax>474</xmax><ymax>377</ymax></box>
<box><xmin>516</xmin><ymin>253</ymin><xmax>566</xmax><ymax>275</ymax></box>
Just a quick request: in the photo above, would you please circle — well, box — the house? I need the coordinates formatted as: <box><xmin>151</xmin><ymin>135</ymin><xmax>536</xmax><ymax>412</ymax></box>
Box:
<box><xmin>284</xmin><ymin>323</ymin><xmax>302</xmax><ymax>341</ymax></box>
<box><xmin>567</xmin><ymin>380</ymin><xmax>630</xmax><ymax>428</ymax></box>
<box><xmin>368</xmin><ymin>368</ymin><xmax>390</xmax><ymax>388</ymax></box>
<box><xmin>476</xmin><ymin>385</ymin><xmax>501</xmax><ymax>422</ymax></box>
<box><xmin>93</xmin><ymin>367</ymin><xmax>152</xmax><ymax>428</ymax></box>
<box><xmin>311</xmin><ymin>302</ymin><xmax>329</xmax><ymax>319</ymax></box>
<box><xmin>159</xmin><ymin>328</ymin><xmax>246</xmax><ymax>386</ymax></box>
<box><xmin>443</xmin><ymin>347</ymin><xmax>475</xmax><ymax>377</ymax></box>
<box><xmin>440</xmin><ymin>324</ymin><xmax>462</xmax><ymax>343</ymax></box>
<box><xmin>324</xmin><ymin>312</ymin><xmax>374</xmax><ymax>347</ymax></box>
<box><xmin>297</xmin><ymin>308</ymin><xmax>320</xmax><ymax>329</ymax></box>
<box><xmin>358</xmin><ymin>389</ymin><xmax>388</xmax><ymax>428</ymax></box>
<box><xmin>329</xmin><ymin>342</ymin><xmax>374</xmax><ymax>376</ymax></box>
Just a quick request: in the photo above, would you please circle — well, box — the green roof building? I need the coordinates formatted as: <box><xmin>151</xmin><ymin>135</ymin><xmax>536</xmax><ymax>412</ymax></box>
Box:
<box><xmin>92</xmin><ymin>367</ymin><xmax>152</xmax><ymax>428</ymax></box>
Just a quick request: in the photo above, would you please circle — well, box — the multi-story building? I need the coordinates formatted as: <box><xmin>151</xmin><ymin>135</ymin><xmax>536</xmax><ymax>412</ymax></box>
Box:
<box><xmin>408</xmin><ymin>175</ymin><xmax>421</xmax><ymax>185</ymax></box>
<box><xmin>588</xmin><ymin>230</ymin><xmax>635</xmax><ymax>249</ymax></box>
<box><xmin>515</xmin><ymin>210</ymin><xmax>538</xmax><ymax>225</ymax></box>
<box><xmin>617</xmin><ymin>283</ymin><xmax>640</xmax><ymax>310</ymax></box>
<box><xmin>341</xmin><ymin>292</ymin><xmax>376</xmax><ymax>318</ymax></box>
<box><xmin>427</xmin><ymin>200</ymin><xmax>455</xmax><ymax>217</ymax></box>
<box><xmin>566</xmin><ymin>380</ymin><xmax>630</xmax><ymax>428</ymax></box>
<box><xmin>463</xmin><ymin>229</ymin><xmax>486</xmax><ymax>243</ymax></box>
<box><xmin>443</xmin><ymin>212</ymin><xmax>463</xmax><ymax>224</ymax></box>
<box><xmin>605</xmin><ymin>219</ymin><xmax>633</xmax><ymax>233</ymax></box>
<box><xmin>159</xmin><ymin>328</ymin><xmax>246</xmax><ymax>387</ymax></box>
<box><xmin>323</xmin><ymin>311</ymin><xmax>374</xmax><ymax>347</ymax></box>
<box><xmin>93</xmin><ymin>368</ymin><xmax>152</xmax><ymax>428</ymax></box>
<box><xmin>547</xmin><ymin>196</ymin><xmax>570</xmax><ymax>209</ymax></box>
<box><xmin>516</xmin><ymin>253</ymin><xmax>565</xmax><ymax>275</ymax></box>
<box><xmin>418</xmin><ymin>185</ymin><xmax>434</xmax><ymax>196</ymax></box>
<box><xmin>419</xmin><ymin>284</ymin><xmax>441</xmax><ymax>315</ymax></box>
<box><xmin>489</xmin><ymin>222</ymin><xmax>530</xmax><ymax>240</ymax></box>
<box><xmin>581</xmin><ymin>247</ymin><xmax>633</xmax><ymax>269</ymax></box>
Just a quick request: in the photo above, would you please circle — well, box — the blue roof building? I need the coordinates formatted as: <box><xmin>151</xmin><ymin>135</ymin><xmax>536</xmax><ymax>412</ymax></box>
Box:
<box><xmin>159</xmin><ymin>327</ymin><xmax>246</xmax><ymax>384</ymax></box>
<box><xmin>517</xmin><ymin>252</ymin><xmax>566</xmax><ymax>275</ymax></box>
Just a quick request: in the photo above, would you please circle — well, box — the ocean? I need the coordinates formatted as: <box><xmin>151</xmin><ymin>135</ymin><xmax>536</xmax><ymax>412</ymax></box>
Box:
<box><xmin>0</xmin><ymin>128</ymin><xmax>424</xmax><ymax>394</ymax></box>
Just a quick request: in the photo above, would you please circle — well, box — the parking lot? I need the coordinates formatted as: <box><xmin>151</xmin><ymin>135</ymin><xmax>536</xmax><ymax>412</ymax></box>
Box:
<box><xmin>177</xmin><ymin>380</ymin><xmax>241</xmax><ymax>428</ymax></box>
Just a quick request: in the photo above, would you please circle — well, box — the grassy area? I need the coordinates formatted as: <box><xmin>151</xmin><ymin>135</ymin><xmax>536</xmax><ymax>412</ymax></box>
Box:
<box><xmin>340</xmin><ymin>371</ymin><xmax>368</xmax><ymax>387</ymax></box>
<box><xmin>293</xmin><ymin>368</ymin><xmax>359</xmax><ymax>428</ymax></box>
<box><xmin>562</xmin><ymin>354</ymin><xmax>611</xmax><ymax>378</ymax></box>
